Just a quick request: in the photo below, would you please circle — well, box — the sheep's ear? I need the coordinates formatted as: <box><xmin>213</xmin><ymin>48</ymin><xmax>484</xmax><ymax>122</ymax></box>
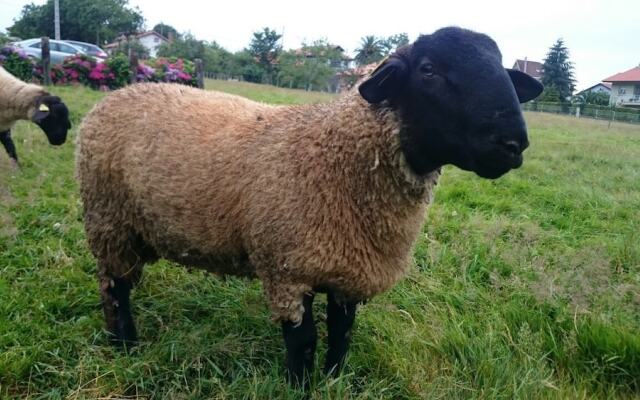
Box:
<box><xmin>506</xmin><ymin>69</ymin><xmax>544</xmax><ymax>103</ymax></box>
<box><xmin>32</xmin><ymin>95</ymin><xmax>61</xmax><ymax>121</ymax></box>
<box><xmin>32</xmin><ymin>103</ymin><xmax>50</xmax><ymax>122</ymax></box>
<box><xmin>359</xmin><ymin>57</ymin><xmax>409</xmax><ymax>104</ymax></box>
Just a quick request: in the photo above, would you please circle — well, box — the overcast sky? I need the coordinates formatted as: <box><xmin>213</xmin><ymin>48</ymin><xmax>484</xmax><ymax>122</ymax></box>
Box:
<box><xmin>1</xmin><ymin>0</ymin><xmax>639</xmax><ymax>91</ymax></box>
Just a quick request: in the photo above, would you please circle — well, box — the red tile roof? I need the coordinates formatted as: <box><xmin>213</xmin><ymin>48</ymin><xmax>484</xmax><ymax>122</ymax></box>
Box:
<box><xmin>513</xmin><ymin>59</ymin><xmax>543</xmax><ymax>78</ymax></box>
<box><xmin>603</xmin><ymin>66</ymin><xmax>640</xmax><ymax>82</ymax></box>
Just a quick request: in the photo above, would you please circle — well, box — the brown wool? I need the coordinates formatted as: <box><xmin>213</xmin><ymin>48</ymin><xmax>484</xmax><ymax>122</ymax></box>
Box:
<box><xmin>76</xmin><ymin>83</ymin><xmax>440</xmax><ymax>323</ymax></box>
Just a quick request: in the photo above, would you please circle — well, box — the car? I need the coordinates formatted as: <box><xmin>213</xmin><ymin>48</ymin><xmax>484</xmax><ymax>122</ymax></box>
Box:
<box><xmin>10</xmin><ymin>38</ymin><xmax>85</xmax><ymax>64</ymax></box>
<box><xmin>63</xmin><ymin>40</ymin><xmax>108</xmax><ymax>61</ymax></box>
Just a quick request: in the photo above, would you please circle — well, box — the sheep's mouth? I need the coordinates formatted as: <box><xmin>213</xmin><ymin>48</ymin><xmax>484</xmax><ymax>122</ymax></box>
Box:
<box><xmin>473</xmin><ymin>149</ymin><xmax>524</xmax><ymax>179</ymax></box>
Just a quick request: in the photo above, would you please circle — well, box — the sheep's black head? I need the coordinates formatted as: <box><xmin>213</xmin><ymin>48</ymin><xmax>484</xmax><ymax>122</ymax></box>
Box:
<box><xmin>359</xmin><ymin>27</ymin><xmax>543</xmax><ymax>179</ymax></box>
<box><xmin>31</xmin><ymin>95</ymin><xmax>71</xmax><ymax>146</ymax></box>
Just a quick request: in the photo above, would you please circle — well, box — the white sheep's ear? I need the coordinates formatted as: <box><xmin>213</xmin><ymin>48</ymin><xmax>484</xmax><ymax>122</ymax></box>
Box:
<box><xmin>359</xmin><ymin>57</ymin><xmax>409</xmax><ymax>104</ymax></box>
<box><xmin>506</xmin><ymin>69</ymin><xmax>544</xmax><ymax>103</ymax></box>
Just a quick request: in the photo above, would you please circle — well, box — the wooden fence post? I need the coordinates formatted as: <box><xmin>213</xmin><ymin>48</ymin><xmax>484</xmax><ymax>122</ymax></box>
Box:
<box><xmin>41</xmin><ymin>37</ymin><xmax>51</xmax><ymax>86</ymax></box>
<box><xmin>195</xmin><ymin>58</ymin><xmax>204</xmax><ymax>89</ymax></box>
<box><xmin>128</xmin><ymin>37</ymin><xmax>138</xmax><ymax>85</ymax></box>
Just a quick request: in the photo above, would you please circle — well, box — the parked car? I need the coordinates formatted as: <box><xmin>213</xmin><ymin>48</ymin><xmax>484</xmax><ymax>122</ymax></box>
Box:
<box><xmin>10</xmin><ymin>38</ymin><xmax>85</xmax><ymax>64</ymax></box>
<box><xmin>63</xmin><ymin>40</ymin><xmax>108</xmax><ymax>61</ymax></box>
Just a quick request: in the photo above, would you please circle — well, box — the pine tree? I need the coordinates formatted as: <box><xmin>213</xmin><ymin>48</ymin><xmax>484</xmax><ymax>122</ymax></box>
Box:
<box><xmin>541</xmin><ymin>39</ymin><xmax>576</xmax><ymax>102</ymax></box>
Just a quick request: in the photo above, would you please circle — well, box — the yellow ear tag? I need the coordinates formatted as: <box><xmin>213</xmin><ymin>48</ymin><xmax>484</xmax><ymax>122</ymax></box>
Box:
<box><xmin>39</xmin><ymin>104</ymin><xmax>50</xmax><ymax>112</ymax></box>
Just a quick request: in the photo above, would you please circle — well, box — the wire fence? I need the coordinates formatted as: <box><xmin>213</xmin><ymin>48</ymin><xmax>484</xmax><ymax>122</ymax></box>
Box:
<box><xmin>522</xmin><ymin>102</ymin><xmax>640</xmax><ymax>125</ymax></box>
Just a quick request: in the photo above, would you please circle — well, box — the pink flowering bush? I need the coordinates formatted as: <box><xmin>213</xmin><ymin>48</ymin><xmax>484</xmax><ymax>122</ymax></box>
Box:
<box><xmin>141</xmin><ymin>57</ymin><xmax>197</xmax><ymax>86</ymax></box>
<box><xmin>30</xmin><ymin>53</ymin><xmax>197</xmax><ymax>90</ymax></box>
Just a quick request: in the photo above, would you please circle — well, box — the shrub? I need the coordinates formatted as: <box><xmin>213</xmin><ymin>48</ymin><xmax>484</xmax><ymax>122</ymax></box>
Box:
<box><xmin>0</xmin><ymin>46</ymin><xmax>36</xmax><ymax>82</ymax></box>
<box><xmin>143</xmin><ymin>57</ymin><xmax>197</xmax><ymax>86</ymax></box>
<box><xmin>10</xmin><ymin>50</ymin><xmax>196</xmax><ymax>90</ymax></box>
<box><xmin>104</xmin><ymin>54</ymin><xmax>131</xmax><ymax>89</ymax></box>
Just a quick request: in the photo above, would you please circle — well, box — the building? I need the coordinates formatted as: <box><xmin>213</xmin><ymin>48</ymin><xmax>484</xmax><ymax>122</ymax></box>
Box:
<box><xmin>603</xmin><ymin>66</ymin><xmax>640</xmax><ymax>108</ymax></box>
<box><xmin>104</xmin><ymin>31</ymin><xmax>168</xmax><ymax>58</ymax></box>
<box><xmin>575</xmin><ymin>82</ymin><xmax>612</xmax><ymax>99</ymax></box>
<box><xmin>576</xmin><ymin>82</ymin><xmax>612</xmax><ymax>96</ymax></box>
<box><xmin>512</xmin><ymin>58</ymin><xmax>543</xmax><ymax>80</ymax></box>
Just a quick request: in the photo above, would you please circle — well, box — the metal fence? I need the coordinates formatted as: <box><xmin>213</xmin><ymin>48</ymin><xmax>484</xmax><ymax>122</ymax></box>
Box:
<box><xmin>522</xmin><ymin>102</ymin><xmax>640</xmax><ymax>125</ymax></box>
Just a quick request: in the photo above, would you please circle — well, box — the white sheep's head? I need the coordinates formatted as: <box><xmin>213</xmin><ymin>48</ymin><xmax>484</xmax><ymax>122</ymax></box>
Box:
<box><xmin>31</xmin><ymin>95</ymin><xmax>71</xmax><ymax>146</ymax></box>
<box><xmin>359</xmin><ymin>26</ymin><xmax>543</xmax><ymax>179</ymax></box>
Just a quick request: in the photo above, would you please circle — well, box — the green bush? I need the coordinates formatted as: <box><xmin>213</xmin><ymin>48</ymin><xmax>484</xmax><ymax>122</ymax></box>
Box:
<box><xmin>106</xmin><ymin>54</ymin><xmax>131</xmax><ymax>89</ymax></box>
<box><xmin>0</xmin><ymin>46</ymin><xmax>36</xmax><ymax>82</ymax></box>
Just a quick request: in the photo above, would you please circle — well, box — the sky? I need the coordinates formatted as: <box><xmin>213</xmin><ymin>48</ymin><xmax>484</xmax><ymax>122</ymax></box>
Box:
<box><xmin>1</xmin><ymin>0</ymin><xmax>639</xmax><ymax>91</ymax></box>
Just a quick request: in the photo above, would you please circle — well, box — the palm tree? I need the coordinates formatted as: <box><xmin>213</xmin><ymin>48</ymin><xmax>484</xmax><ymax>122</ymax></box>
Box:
<box><xmin>354</xmin><ymin>36</ymin><xmax>384</xmax><ymax>66</ymax></box>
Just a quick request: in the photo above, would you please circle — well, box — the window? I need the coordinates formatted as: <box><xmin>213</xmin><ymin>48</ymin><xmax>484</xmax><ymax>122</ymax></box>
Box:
<box><xmin>29</xmin><ymin>42</ymin><xmax>41</xmax><ymax>48</ymax></box>
<box><xmin>57</xmin><ymin>43</ymin><xmax>78</xmax><ymax>54</ymax></box>
<box><xmin>634</xmin><ymin>85</ymin><xmax>640</xmax><ymax>95</ymax></box>
<box><xmin>618</xmin><ymin>88</ymin><xmax>626</xmax><ymax>95</ymax></box>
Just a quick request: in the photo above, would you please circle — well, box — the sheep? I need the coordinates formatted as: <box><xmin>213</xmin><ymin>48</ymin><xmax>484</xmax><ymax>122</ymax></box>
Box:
<box><xmin>0</xmin><ymin>66</ymin><xmax>71</xmax><ymax>166</ymax></box>
<box><xmin>76</xmin><ymin>26</ymin><xmax>543</xmax><ymax>386</ymax></box>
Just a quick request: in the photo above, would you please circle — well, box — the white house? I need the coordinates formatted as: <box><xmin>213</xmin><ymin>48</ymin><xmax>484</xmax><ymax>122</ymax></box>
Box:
<box><xmin>104</xmin><ymin>31</ymin><xmax>169</xmax><ymax>58</ymax></box>
<box><xmin>136</xmin><ymin>31</ymin><xmax>168</xmax><ymax>58</ymax></box>
<box><xmin>603</xmin><ymin>66</ymin><xmax>640</xmax><ymax>108</ymax></box>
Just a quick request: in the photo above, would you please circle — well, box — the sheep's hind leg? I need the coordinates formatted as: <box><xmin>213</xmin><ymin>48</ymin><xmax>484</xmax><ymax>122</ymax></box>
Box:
<box><xmin>99</xmin><ymin>269</ymin><xmax>138</xmax><ymax>348</ymax></box>
<box><xmin>281</xmin><ymin>292</ymin><xmax>317</xmax><ymax>388</ymax></box>
<box><xmin>324</xmin><ymin>290</ymin><xmax>357</xmax><ymax>376</ymax></box>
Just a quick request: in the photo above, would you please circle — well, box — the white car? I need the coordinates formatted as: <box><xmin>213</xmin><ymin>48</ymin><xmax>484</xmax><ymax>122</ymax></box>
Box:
<box><xmin>63</xmin><ymin>40</ymin><xmax>108</xmax><ymax>62</ymax></box>
<box><xmin>11</xmin><ymin>38</ymin><xmax>85</xmax><ymax>64</ymax></box>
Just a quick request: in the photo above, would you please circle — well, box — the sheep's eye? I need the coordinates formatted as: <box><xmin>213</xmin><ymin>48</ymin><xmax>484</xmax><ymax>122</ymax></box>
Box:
<box><xmin>420</xmin><ymin>63</ymin><xmax>435</xmax><ymax>77</ymax></box>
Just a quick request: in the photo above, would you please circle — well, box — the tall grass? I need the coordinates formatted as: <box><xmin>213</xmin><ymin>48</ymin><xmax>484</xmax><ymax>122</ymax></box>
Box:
<box><xmin>0</xmin><ymin>83</ymin><xmax>638</xmax><ymax>399</ymax></box>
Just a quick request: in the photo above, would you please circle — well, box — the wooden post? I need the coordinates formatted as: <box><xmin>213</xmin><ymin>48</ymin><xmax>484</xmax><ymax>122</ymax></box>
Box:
<box><xmin>41</xmin><ymin>37</ymin><xmax>51</xmax><ymax>86</ymax></box>
<box><xmin>608</xmin><ymin>111</ymin><xmax>615</xmax><ymax>129</ymax></box>
<box><xmin>195</xmin><ymin>58</ymin><xmax>204</xmax><ymax>89</ymax></box>
<box><xmin>128</xmin><ymin>37</ymin><xmax>138</xmax><ymax>85</ymax></box>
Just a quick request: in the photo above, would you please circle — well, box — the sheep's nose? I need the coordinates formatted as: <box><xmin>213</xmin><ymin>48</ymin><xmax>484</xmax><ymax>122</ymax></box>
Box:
<box><xmin>500</xmin><ymin>137</ymin><xmax>528</xmax><ymax>155</ymax></box>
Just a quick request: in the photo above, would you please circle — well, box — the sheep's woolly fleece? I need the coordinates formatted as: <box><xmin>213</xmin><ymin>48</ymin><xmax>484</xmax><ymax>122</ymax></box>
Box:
<box><xmin>0</xmin><ymin>66</ymin><xmax>47</xmax><ymax>131</ymax></box>
<box><xmin>76</xmin><ymin>83</ymin><xmax>440</xmax><ymax>323</ymax></box>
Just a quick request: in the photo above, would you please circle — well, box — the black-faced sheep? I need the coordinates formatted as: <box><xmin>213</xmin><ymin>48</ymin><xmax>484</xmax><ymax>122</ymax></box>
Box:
<box><xmin>76</xmin><ymin>27</ymin><xmax>542</xmax><ymax>386</ymax></box>
<box><xmin>0</xmin><ymin>66</ymin><xmax>71</xmax><ymax>166</ymax></box>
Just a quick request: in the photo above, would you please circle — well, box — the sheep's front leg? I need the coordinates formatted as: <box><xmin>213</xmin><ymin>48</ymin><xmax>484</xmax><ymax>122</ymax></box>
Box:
<box><xmin>0</xmin><ymin>130</ymin><xmax>19</xmax><ymax>167</ymax></box>
<box><xmin>99</xmin><ymin>272</ymin><xmax>138</xmax><ymax>347</ymax></box>
<box><xmin>281</xmin><ymin>292</ymin><xmax>317</xmax><ymax>388</ymax></box>
<box><xmin>324</xmin><ymin>291</ymin><xmax>357</xmax><ymax>376</ymax></box>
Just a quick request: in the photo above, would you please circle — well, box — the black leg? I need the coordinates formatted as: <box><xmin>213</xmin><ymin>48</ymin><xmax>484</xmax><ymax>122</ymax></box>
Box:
<box><xmin>0</xmin><ymin>130</ymin><xmax>19</xmax><ymax>166</ymax></box>
<box><xmin>282</xmin><ymin>292</ymin><xmax>317</xmax><ymax>388</ymax></box>
<box><xmin>100</xmin><ymin>276</ymin><xmax>138</xmax><ymax>348</ymax></box>
<box><xmin>324</xmin><ymin>291</ymin><xmax>357</xmax><ymax>376</ymax></box>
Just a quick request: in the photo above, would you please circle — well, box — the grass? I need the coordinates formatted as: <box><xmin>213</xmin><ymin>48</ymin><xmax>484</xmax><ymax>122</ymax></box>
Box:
<box><xmin>1</xmin><ymin>81</ymin><xmax>639</xmax><ymax>399</ymax></box>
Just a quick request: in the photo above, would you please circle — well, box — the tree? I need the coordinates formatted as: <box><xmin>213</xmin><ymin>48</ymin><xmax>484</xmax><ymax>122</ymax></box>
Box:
<box><xmin>573</xmin><ymin>91</ymin><xmax>610</xmax><ymax>106</ymax></box>
<box><xmin>354</xmin><ymin>36</ymin><xmax>384</xmax><ymax>66</ymax></box>
<box><xmin>248</xmin><ymin>27</ymin><xmax>282</xmax><ymax>84</ymax></box>
<box><xmin>202</xmin><ymin>41</ymin><xmax>235</xmax><ymax>78</ymax></box>
<box><xmin>232</xmin><ymin>49</ymin><xmax>266</xmax><ymax>83</ymax></box>
<box><xmin>278</xmin><ymin>39</ymin><xmax>343</xmax><ymax>91</ymax></box>
<box><xmin>8</xmin><ymin>0</ymin><xmax>144</xmax><ymax>44</ymax></box>
<box><xmin>541</xmin><ymin>38</ymin><xmax>576</xmax><ymax>102</ymax></box>
<box><xmin>381</xmin><ymin>33</ymin><xmax>409</xmax><ymax>55</ymax></box>
<box><xmin>111</xmin><ymin>38</ymin><xmax>149</xmax><ymax>59</ymax></box>
<box><xmin>152</xmin><ymin>23</ymin><xmax>179</xmax><ymax>40</ymax></box>
<box><xmin>157</xmin><ymin>32</ymin><xmax>205</xmax><ymax>60</ymax></box>
<box><xmin>0</xmin><ymin>32</ymin><xmax>11</xmax><ymax>46</ymax></box>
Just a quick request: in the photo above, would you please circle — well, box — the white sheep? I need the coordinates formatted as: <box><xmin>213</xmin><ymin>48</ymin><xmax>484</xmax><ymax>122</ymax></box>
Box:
<box><xmin>0</xmin><ymin>66</ymin><xmax>71</xmax><ymax>166</ymax></box>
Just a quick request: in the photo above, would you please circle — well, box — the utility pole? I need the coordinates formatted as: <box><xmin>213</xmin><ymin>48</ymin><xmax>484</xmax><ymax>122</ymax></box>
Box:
<box><xmin>54</xmin><ymin>0</ymin><xmax>61</xmax><ymax>40</ymax></box>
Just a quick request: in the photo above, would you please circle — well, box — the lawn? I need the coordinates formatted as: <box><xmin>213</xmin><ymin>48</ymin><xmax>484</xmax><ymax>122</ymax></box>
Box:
<box><xmin>0</xmin><ymin>81</ymin><xmax>638</xmax><ymax>399</ymax></box>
